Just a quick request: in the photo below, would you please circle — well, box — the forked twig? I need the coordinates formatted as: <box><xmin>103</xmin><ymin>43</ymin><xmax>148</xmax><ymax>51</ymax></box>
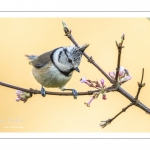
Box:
<box><xmin>100</xmin><ymin>103</ymin><xmax>133</xmax><ymax>128</ymax></box>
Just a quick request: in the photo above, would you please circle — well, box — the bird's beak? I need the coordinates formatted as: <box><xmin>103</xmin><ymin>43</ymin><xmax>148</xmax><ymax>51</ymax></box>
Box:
<box><xmin>74</xmin><ymin>67</ymin><xmax>80</xmax><ymax>73</ymax></box>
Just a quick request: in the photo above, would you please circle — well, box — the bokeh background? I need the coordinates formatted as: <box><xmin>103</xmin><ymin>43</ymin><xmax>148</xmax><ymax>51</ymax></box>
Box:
<box><xmin>0</xmin><ymin>18</ymin><xmax>150</xmax><ymax>132</ymax></box>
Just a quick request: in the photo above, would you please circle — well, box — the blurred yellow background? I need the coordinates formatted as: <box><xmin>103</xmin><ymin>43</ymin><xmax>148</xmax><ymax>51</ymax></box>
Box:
<box><xmin>0</xmin><ymin>18</ymin><xmax>150</xmax><ymax>132</ymax></box>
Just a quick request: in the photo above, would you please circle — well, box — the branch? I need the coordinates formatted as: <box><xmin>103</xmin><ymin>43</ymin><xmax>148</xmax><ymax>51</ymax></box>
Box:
<box><xmin>100</xmin><ymin>103</ymin><xmax>133</xmax><ymax>128</ymax></box>
<box><xmin>0</xmin><ymin>80</ymin><xmax>120</xmax><ymax>96</ymax></box>
<box><xmin>0</xmin><ymin>81</ymin><xmax>100</xmax><ymax>96</ymax></box>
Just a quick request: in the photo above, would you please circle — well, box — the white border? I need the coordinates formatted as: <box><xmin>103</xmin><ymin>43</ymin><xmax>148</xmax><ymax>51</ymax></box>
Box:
<box><xmin>0</xmin><ymin>0</ymin><xmax>150</xmax><ymax>12</ymax></box>
<box><xmin>0</xmin><ymin>12</ymin><xmax>149</xmax><ymax>18</ymax></box>
<box><xmin>0</xmin><ymin>133</ymin><xmax>149</xmax><ymax>138</ymax></box>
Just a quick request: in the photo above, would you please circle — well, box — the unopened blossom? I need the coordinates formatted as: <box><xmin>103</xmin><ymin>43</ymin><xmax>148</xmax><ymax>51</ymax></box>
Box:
<box><xmin>118</xmin><ymin>66</ymin><xmax>125</xmax><ymax>77</ymax></box>
<box><xmin>16</xmin><ymin>90</ymin><xmax>32</xmax><ymax>102</ymax></box>
<box><xmin>102</xmin><ymin>94</ymin><xmax>107</xmax><ymax>100</ymax></box>
<box><xmin>109</xmin><ymin>66</ymin><xmax>132</xmax><ymax>84</ymax></box>
<box><xmin>80</xmin><ymin>77</ymin><xmax>91</xmax><ymax>86</ymax></box>
<box><xmin>100</xmin><ymin>79</ymin><xmax>105</xmax><ymax>87</ymax></box>
<box><xmin>119</xmin><ymin>75</ymin><xmax>132</xmax><ymax>83</ymax></box>
<box><xmin>109</xmin><ymin>71</ymin><xmax>116</xmax><ymax>80</ymax></box>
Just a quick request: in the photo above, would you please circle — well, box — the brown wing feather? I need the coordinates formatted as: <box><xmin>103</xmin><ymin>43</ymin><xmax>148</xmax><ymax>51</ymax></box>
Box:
<box><xmin>30</xmin><ymin>50</ymin><xmax>53</xmax><ymax>68</ymax></box>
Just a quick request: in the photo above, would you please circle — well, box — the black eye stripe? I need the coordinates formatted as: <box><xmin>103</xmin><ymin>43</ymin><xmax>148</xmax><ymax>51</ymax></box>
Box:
<box><xmin>58</xmin><ymin>51</ymin><xmax>62</xmax><ymax>61</ymax></box>
<box><xmin>64</xmin><ymin>49</ymin><xmax>69</xmax><ymax>58</ymax></box>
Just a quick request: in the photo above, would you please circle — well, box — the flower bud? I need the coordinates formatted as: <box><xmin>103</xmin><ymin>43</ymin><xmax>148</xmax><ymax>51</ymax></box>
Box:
<box><xmin>102</xmin><ymin>94</ymin><xmax>107</xmax><ymax>100</ymax></box>
<box><xmin>16</xmin><ymin>90</ymin><xmax>32</xmax><ymax>102</ymax></box>
<box><xmin>100</xmin><ymin>79</ymin><xmax>105</xmax><ymax>87</ymax></box>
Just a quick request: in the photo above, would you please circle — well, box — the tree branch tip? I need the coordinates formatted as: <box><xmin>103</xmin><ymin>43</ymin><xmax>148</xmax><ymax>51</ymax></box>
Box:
<box><xmin>142</xmin><ymin>68</ymin><xmax>144</xmax><ymax>74</ymax></box>
<box><xmin>115</xmin><ymin>41</ymin><xmax>118</xmax><ymax>46</ymax></box>
<box><xmin>121</xmin><ymin>34</ymin><xmax>125</xmax><ymax>40</ymax></box>
<box><xmin>99</xmin><ymin>119</ymin><xmax>112</xmax><ymax>128</ymax></box>
<box><xmin>62</xmin><ymin>21</ymin><xmax>67</xmax><ymax>27</ymax></box>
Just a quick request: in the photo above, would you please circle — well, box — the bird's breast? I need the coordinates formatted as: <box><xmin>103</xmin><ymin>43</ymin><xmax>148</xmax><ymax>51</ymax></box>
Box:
<box><xmin>32</xmin><ymin>63</ymin><xmax>72</xmax><ymax>88</ymax></box>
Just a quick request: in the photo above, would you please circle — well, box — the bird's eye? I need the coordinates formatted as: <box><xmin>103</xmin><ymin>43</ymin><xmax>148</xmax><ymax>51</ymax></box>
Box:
<box><xmin>68</xmin><ymin>59</ymin><xmax>72</xmax><ymax>63</ymax></box>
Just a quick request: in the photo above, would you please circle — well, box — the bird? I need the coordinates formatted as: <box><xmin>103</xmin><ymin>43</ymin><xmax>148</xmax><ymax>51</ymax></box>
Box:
<box><xmin>26</xmin><ymin>44</ymin><xmax>89</xmax><ymax>99</ymax></box>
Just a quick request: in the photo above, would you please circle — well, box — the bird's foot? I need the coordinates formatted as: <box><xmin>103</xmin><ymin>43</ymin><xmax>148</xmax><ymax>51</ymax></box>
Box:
<box><xmin>41</xmin><ymin>87</ymin><xmax>46</xmax><ymax>97</ymax></box>
<box><xmin>72</xmin><ymin>89</ymin><xmax>78</xmax><ymax>99</ymax></box>
<box><xmin>61</xmin><ymin>88</ymin><xmax>78</xmax><ymax>99</ymax></box>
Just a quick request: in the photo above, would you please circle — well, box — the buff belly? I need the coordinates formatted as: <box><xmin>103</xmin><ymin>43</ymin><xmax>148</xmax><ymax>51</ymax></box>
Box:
<box><xmin>32</xmin><ymin>65</ymin><xmax>72</xmax><ymax>88</ymax></box>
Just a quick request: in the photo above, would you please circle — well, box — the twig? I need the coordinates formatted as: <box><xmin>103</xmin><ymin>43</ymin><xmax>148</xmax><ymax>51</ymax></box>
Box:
<box><xmin>62</xmin><ymin>21</ymin><xmax>113</xmax><ymax>84</ymax></box>
<box><xmin>115</xmin><ymin>34</ymin><xmax>125</xmax><ymax>83</ymax></box>
<box><xmin>135</xmin><ymin>68</ymin><xmax>145</xmax><ymax>100</ymax></box>
<box><xmin>100</xmin><ymin>103</ymin><xmax>133</xmax><ymax>128</ymax></box>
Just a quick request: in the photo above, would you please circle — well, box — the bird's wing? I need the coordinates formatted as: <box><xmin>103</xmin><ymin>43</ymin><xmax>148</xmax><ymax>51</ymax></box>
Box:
<box><xmin>30</xmin><ymin>50</ymin><xmax>54</xmax><ymax>68</ymax></box>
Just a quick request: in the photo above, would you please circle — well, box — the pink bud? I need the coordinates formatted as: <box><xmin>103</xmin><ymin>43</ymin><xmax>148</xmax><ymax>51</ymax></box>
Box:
<box><xmin>102</xmin><ymin>94</ymin><xmax>107</xmax><ymax>100</ymax></box>
<box><xmin>124</xmin><ymin>76</ymin><xmax>132</xmax><ymax>81</ymax></box>
<box><xmin>120</xmin><ymin>75</ymin><xmax>132</xmax><ymax>83</ymax></box>
<box><xmin>15</xmin><ymin>90</ymin><xmax>32</xmax><ymax>102</ymax></box>
<box><xmin>80</xmin><ymin>77</ymin><xmax>87</xmax><ymax>83</ymax></box>
<box><xmin>16</xmin><ymin>98</ymin><xmax>21</xmax><ymax>102</ymax></box>
<box><xmin>80</xmin><ymin>77</ymin><xmax>91</xmax><ymax>85</ymax></box>
<box><xmin>100</xmin><ymin>79</ymin><xmax>105</xmax><ymax>87</ymax></box>
<box><xmin>109</xmin><ymin>71</ymin><xmax>116</xmax><ymax>79</ymax></box>
<box><xmin>16</xmin><ymin>90</ymin><xmax>22</xmax><ymax>94</ymax></box>
<box><xmin>118</xmin><ymin>66</ymin><xmax>125</xmax><ymax>77</ymax></box>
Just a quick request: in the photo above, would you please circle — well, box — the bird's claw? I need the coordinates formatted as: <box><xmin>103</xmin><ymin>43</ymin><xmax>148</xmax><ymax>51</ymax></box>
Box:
<box><xmin>72</xmin><ymin>89</ymin><xmax>78</xmax><ymax>99</ymax></box>
<box><xmin>41</xmin><ymin>87</ymin><xmax>46</xmax><ymax>97</ymax></box>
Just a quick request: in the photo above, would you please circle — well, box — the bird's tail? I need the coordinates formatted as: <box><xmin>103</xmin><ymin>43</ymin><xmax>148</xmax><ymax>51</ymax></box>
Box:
<box><xmin>25</xmin><ymin>54</ymin><xmax>37</xmax><ymax>60</ymax></box>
